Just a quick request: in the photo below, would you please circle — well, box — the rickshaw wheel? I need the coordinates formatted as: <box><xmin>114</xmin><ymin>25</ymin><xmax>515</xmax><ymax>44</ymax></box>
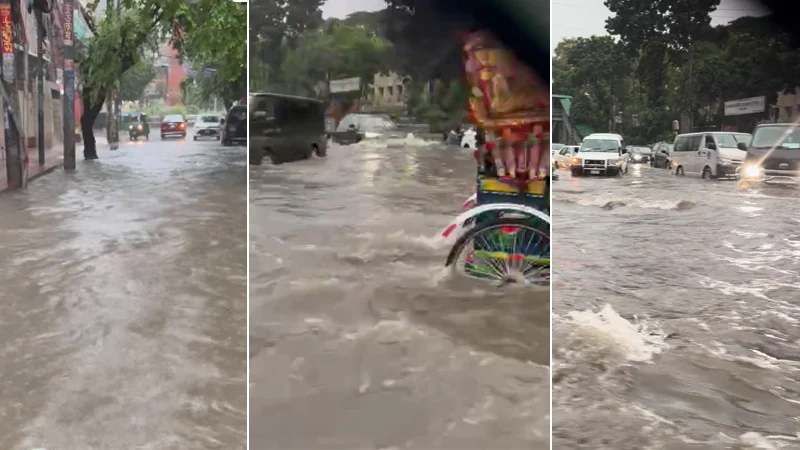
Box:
<box><xmin>446</xmin><ymin>216</ymin><xmax>549</xmax><ymax>286</ymax></box>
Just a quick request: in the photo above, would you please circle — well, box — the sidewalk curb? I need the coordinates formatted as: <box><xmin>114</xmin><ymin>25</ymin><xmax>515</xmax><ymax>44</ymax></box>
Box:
<box><xmin>0</xmin><ymin>159</ymin><xmax>64</xmax><ymax>195</ymax></box>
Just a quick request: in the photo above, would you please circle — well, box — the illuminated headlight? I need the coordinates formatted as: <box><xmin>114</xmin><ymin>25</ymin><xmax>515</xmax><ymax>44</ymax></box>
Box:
<box><xmin>633</xmin><ymin>154</ymin><xmax>642</xmax><ymax>161</ymax></box>
<box><xmin>742</xmin><ymin>165</ymin><xmax>762</xmax><ymax>178</ymax></box>
<box><xmin>570</xmin><ymin>157</ymin><xmax>582</xmax><ymax>166</ymax></box>
<box><xmin>129</xmin><ymin>125</ymin><xmax>134</xmax><ymax>130</ymax></box>
<box><xmin>611</xmin><ymin>158</ymin><xmax>622</xmax><ymax>165</ymax></box>
<box><xmin>364</xmin><ymin>131</ymin><xmax>380</xmax><ymax>139</ymax></box>
<box><xmin>719</xmin><ymin>158</ymin><xmax>734</xmax><ymax>166</ymax></box>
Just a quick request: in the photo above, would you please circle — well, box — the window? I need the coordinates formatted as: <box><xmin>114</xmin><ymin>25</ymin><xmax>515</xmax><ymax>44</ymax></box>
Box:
<box><xmin>398</xmin><ymin>85</ymin><xmax>404</xmax><ymax>97</ymax></box>
<box><xmin>688</xmin><ymin>135</ymin><xmax>703</xmax><ymax>151</ymax></box>
<box><xmin>705</xmin><ymin>135</ymin><xmax>716</xmax><ymax>149</ymax></box>
<box><xmin>559</xmin><ymin>148</ymin><xmax>569</xmax><ymax>155</ymax></box>
<box><xmin>388</xmin><ymin>86</ymin><xmax>394</xmax><ymax>97</ymax></box>
<box><xmin>674</xmin><ymin>136</ymin><xmax>689</xmax><ymax>152</ymax></box>
<box><xmin>251</xmin><ymin>95</ymin><xmax>275</xmax><ymax>122</ymax></box>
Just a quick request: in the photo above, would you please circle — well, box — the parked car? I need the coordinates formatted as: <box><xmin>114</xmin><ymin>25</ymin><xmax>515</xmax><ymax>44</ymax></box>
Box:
<box><xmin>221</xmin><ymin>105</ymin><xmax>247</xmax><ymax>146</ymax></box>
<box><xmin>553</xmin><ymin>145</ymin><xmax>579</xmax><ymax>169</ymax></box>
<box><xmin>249</xmin><ymin>92</ymin><xmax>327</xmax><ymax>165</ymax></box>
<box><xmin>628</xmin><ymin>146</ymin><xmax>653</xmax><ymax>164</ymax></box>
<box><xmin>193</xmin><ymin>113</ymin><xmax>222</xmax><ymax>141</ymax></box>
<box><xmin>160</xmin><ymin>114</ymin><xmax>187</xmax><ymax>139</ymax></box>
<box><xmin>739</xmin><ymin>123</ymin><xmax>799</xmax><ymax>184</ymax></box>
<box><xmin>670</xmin><ymin>131</ymin><xmax>751</xmax><ymax>179</ymax></box>
<box><xmin>551</xmin><ymin>143</ymin><xmax>565</xmax><ymax>155</ymax></box>
<box><xmin>330</xmin><ymin>114</ymin><xmax>403</xmax><ymax>145</ymax></box>
<box><xmin>651</xmin><ymin>141</ymin><xmax>674</xmax><ymax>168</ymax></box>
<box><xmin>570</xmin><ymin>133</ymin><xmax>629</xmax><ymax>176</ymax></box>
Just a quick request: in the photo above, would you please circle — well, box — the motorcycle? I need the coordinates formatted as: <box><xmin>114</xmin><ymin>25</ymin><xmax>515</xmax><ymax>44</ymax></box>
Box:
<box><xmin>129</xmin><ymin>122</ymin><xmax>149</xmax><ymax>141</ymax></box>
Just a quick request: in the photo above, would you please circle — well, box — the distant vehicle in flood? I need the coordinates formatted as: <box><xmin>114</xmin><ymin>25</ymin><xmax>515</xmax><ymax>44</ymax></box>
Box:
<box><xmin>330</xmin><ymin>113</ymin><xmax>403</xmax><ymax>145</ymax></box>
<box><xmin>670</xmin><ymin>131</ymin><xmax>751</xmax><ymax>179</ymax></box>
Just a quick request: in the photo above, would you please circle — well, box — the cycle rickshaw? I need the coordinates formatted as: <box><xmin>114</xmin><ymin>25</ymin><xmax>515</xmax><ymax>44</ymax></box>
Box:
<box><xmin>441</xmin><ymin>30</ymin><xmax>550</xmax><ymax>285</ymax></box>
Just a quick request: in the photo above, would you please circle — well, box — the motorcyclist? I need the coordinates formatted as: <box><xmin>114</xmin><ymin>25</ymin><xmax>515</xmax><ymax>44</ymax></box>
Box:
<box><xmin>139</xmin><ymin>113</ymin><xmax>150</xmax><ymax>135</ymax></box>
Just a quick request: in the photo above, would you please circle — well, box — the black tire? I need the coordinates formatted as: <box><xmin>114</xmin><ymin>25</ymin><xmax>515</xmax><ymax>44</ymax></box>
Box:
<box><xmin>313</xmin><ymin>144</ymin><xmax>326</xmax><ymax>157</ymax></box>
<box><xmin>702</xmin><ymin>166</ymin><xmax>715</xmax><ymax>180</ymax></box>
<box><xmin>222</xmin><ymin>139</ymin><xmax>230</xmax><ymax>147</ymax></box>
<box><xmin>675</xmin><ymin>166</ymin><xmax>684</xmax><ymax>176</ymax></box>
<box><xmin>445</xmin><ymin>216</ymin><xmax>550</xmax><ymax>283</ymax></box>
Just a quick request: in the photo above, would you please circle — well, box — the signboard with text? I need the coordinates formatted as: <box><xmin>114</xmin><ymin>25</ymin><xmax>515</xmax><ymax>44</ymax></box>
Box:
<box><xmin>0</xmin><ymin>4</ymin><xmax>13</xmax><ymax>82</ymax></box>
<box><xmin>724</xmin><ymin>96</ymin><xmax>765</xmax><ymax>116</ymax></box>
<box><xmin>330</xmin><ymin>77</ymin><xmax>360</xmax><ymax>94</ymax></box>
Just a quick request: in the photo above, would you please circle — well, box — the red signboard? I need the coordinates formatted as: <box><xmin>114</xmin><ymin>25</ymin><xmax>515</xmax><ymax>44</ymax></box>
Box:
<box><xmin>0</xmin><ymin>4</ymin><xmax>12</xmax><ymax>55</ymax></box>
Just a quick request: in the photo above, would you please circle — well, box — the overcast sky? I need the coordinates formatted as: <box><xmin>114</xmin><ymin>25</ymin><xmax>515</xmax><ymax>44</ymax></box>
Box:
<box><xmin>552</xmin><ymin>0</ymin><xmax>771</xmax><ymax>52</ymax></box>
<box><xmin>321</xmin><ymin>0</ymin><xmax>385</xmax><ymax>19</ymax></box>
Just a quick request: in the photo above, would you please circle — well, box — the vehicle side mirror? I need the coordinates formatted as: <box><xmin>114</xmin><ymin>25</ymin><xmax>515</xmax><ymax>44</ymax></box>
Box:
<box><xmin>737</xmin><ymin>142</ymin><xmax>747</xmax><ymax>151</ymax></box>
<box><xmin>707</xmin><ymin>144</ymin><xmax>716</xmax><ymax>150</ymax></box>
<box><xmin>620</xmin><ymin>148</ymin><xmax>627</xmax><ymax>154</ymax></box>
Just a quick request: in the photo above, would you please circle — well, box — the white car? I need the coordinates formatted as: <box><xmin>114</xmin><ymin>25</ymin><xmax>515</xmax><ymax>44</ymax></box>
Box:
<box><xmin>570</xmin><ymin>133</ymin><xmax>629</xmax><ymax>176</ymax></box>
<box><xmin>193</xmin><ymin>113</ymin><xmax>222</xmax><ymax>141</ymax></box>
<box><xmin>553</xmin><ymin>145</ymin><xmax>579</xmax><ymax>169</ymax></box>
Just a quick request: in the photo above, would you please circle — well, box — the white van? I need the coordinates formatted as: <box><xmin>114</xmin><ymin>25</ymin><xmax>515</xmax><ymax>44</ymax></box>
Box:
<box><xmin>670</xmin><ymin>132</ymin><xmax>752</xmax><ymax>179</ymax></box>
<box><xmin>570</xmin><ymin>133</ymin><xmax>629</xmax><ymax>176</ymax></box>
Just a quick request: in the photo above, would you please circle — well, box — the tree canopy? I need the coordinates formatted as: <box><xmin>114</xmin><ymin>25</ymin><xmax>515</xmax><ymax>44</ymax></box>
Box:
<box><xmin>555</xmin><ymin>12</ymin><xmax>800</xmax><ymax>144</ymax></box>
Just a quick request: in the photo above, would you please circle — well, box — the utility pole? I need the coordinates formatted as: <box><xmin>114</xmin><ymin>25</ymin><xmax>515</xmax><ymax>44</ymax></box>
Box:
<box><xmin>36</xmin><ymin>4</ymin><xmax>44</xmax><ymax>165</ymax></box>
<box><xmin>63</xmin><ymin>0</ymin><xmax>75</xmax><ymax>169</ymax></box>
<box><xmin>1</xmin><ymin>0</ymin><xmax>25</xmax><ymax>188</ymax></box>
<box><xmin>688</xmin><ymin>42</ymin><xmax>694</xmax><ymax>133</ymax></box>
<box><xmin>113</xmin><ymin>0</ymin><xmax>120</xmax><ymax>148</ymax></box>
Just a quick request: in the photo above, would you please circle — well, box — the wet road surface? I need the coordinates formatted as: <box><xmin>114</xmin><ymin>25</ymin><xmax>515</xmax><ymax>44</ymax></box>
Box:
<box><xmin>553</xmin><ymin>164</ymin><xmax>800</xmax><ymax>449</ymax></box>
<box><xmin>0</xmin><ymin>135</ymin><xmax>247</xmax><ymax>448</ymax></box>
<box><xmin>249</xmin><ymin>137</ymin><xmax>550</xmax><ymax>449</ymax></box>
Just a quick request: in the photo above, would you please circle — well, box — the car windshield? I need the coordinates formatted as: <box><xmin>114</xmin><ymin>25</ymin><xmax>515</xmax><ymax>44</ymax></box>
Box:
<box><xmin>580</xmin><ymin>139</ymin><xmax>620</xmax><ymax>152</ymax></box>
<box><xmin>164</xmin><ymin>114</ymin><xmax>184</xmax><ymax>122</ymax></box>
<box><xmin>714</xmin><ymin>133</ymin><xmax>751</xmax><ymax>148</ymax></box>
<box><xmin>552</xmin><ymin>144</ymin><xmax>565</xmax><ymax>151</ymax></box>
<box><xmin>200</xmin><ymin>115</ymin><xmax>220</xmax><ymax>123</ymax></box>
<box><xmin>750</xmin><ymin>126</ymin><xmax>800</xmax><ymax>149</ymax></box>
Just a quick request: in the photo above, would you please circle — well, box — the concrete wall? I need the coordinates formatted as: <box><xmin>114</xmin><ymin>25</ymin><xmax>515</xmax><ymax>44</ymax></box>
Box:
<box><xmin>18</xmin><ymin>88</ymin><xmax>63</xmax><ymax>150</ymax></box>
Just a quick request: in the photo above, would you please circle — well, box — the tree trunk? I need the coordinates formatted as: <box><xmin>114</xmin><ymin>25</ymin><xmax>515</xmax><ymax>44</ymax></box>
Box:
<box><xmin>80</xmin><ymin>85</ymin><xmax>107</xmax><ymax>160</ymax></box>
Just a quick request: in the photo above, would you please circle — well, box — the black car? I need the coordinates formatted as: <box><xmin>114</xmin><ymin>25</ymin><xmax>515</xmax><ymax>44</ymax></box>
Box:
<box><xmin>249</xmin><ymin>92</ymin><xmax>328</xmax><ymax>165</ymax></box>
<box><xmin>651</xmin><ymin>141</ymin><xmax>674</xmax><ymax>168</ymax></box>
<box><xmin>739</xmin><ymin>123</ymin><xmax>800</xmax><ymax>184</ymax></box>
<box><xmin>629</xmin><ymin>146</ymin><xmax>653</xmax><ymax>164</ymax></box>
<box><xmin>330</xmin><ymin>114</ymin><xmax>403</xmax><ymax>145</ymax></box>
<box><xmin>221</xmin><ymin>105</ymin><xmax>247</xmax><ymax>146</ymax></box>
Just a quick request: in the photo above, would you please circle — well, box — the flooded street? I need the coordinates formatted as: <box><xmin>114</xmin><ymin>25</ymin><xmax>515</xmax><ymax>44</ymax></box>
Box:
<box><xmin>249</xmin><ymin>138</ymin><xmax>550</xmax><ymax>449</ymax></box>
<box><xmin>0</xmin><ymin>136</ymin><xmax>247</xmax><ymax>448</ymax></box>
<box><xmin>553</xmin><ymin>164</ymin><xmax>800</xmax><ymax>449</ymax></box>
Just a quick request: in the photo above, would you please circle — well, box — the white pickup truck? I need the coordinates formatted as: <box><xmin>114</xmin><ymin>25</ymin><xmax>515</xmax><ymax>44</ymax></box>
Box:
<box><xmin>570</xmin><ymin>133</ymin><xmax>630</xmax><ymax>177</ymax></box>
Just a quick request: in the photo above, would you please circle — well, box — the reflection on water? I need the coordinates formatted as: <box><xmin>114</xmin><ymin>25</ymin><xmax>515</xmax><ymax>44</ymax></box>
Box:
<box><xmin>0</xmin><ymin>139</ymin><xmax>246</xmax><ymax>449</ymax></box>
<box><xmin>553</xmin><ymin>166</ymin><xmax>800</xmax><ymax>449</ymax></box>
<box><xmin>249</xmin><ymin>139</ymin><xmax>550</xmax><ymax>449</ymax></box>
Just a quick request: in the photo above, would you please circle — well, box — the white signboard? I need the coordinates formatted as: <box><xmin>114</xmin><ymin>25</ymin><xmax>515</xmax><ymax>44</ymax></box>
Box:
<box><xmin>330</xmin><ymin>77</ymin><xmax>360</xmax><ymax>93</ymax></box>
<box><xmin>724</xmin><ymin>96</ymin><xmax>765</xmax><ymax>116</ymax></box>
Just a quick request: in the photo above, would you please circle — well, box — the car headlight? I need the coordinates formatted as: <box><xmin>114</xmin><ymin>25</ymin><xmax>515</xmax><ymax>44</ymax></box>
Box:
<box><xmin>364</xmin><ymin>131</ymin><xmax>380</xmax><ymax>139</ymax></box>
<box><xmin>571</xmin><ymin>157</ymin><xmax>582</xmax><ymax>166</ymax></box>
<box><xmin>612</xmin><ymin>158</ymin><xmax>622</xmax><ymax>165</ymax></box>
<box><xmin>137</xmin><ymin>125</ymin><xmax>143</xmax><ymax>130</ymax></box>
<box><xmin>633</xmin><ymin>154</ymin><xmax>642</xmax><ymax>160</ymax></box>
<box><xmin>129</xmin><ymin>125</ymin><xmax>133</xmax><ymax>130</ymax></box>
<box><xmin>719</xmin><ymin>158</ymin><xmax>734</xmax><ymax>166</ymax></box>
<box><xmin>743</xmin><ymin>164</ymin><xmax>762</xmax><ymax>178</ymax></box>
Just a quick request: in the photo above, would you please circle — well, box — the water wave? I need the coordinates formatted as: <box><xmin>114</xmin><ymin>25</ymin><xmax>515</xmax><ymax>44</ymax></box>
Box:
<box><xmin>556</xmin><ymin>194</ymin><xmax>696</xmax><ymax>211</ymax></box>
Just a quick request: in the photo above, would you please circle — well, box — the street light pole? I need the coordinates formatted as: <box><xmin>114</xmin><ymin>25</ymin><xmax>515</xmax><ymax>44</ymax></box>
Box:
<box><xmin>62</xmin><ymin>0</ymin><xmax>75</xmax><ymax>170</ymax></box>
<box><xmin>36</xmin><ymin>6</ymin><xmax>44</xmax><ymax>166</ymax></box>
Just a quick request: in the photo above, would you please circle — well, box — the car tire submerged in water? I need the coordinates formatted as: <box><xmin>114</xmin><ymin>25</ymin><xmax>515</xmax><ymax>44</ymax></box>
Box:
<box><xmin>675</xmin><ymin>166</ymin><xmax>684</xmax><ymax>176</ymax></box>
<box><xmin>702</xmin><ymin>166</ymin><xmax>715</xmax><ymax>180</ymax></box>
<box><xmin>313</xmin><ymin>144</ymin><xmax>326</xmax><ymax>158</ymax></box>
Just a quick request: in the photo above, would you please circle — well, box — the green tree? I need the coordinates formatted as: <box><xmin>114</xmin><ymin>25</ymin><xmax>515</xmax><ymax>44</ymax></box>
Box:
<box><xmin>119</xmin><ymin>61</ymin><xmax>155</xmax><ymax>102</ymax></box>
<box><xmin>78</xmin><ymin>0</ymin><xmax>244</xmax><ymax>158</ymax></box>
<box><xmin>280</xmin><ymin>24</ymin><xmax>391</xmax><ymax>97</ymax></box>
<box><xmin>249</xmin><ymin>0</ymin><xmax>325</xmax><ymax>87</ymax></box>
<box><xmin>604</xmin><ymin>0</ymin><xmax>720</xmax><ymax>108</ymax></box>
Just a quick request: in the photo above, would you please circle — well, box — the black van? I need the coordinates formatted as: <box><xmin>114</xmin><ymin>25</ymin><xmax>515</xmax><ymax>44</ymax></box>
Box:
<box><xmin>249</xmin><ymin>92</ymin><xmax>327</xmax><ymax>165</ymax></box>
<box><xmin>221</xmin><ymin>105</ymin><xmax>247</xmax><ymax>146</ymax></box>
<box><xmin>739</xmin><ymin>123</ymin><xmax>800</xmax><ymax>183</ymax></box>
